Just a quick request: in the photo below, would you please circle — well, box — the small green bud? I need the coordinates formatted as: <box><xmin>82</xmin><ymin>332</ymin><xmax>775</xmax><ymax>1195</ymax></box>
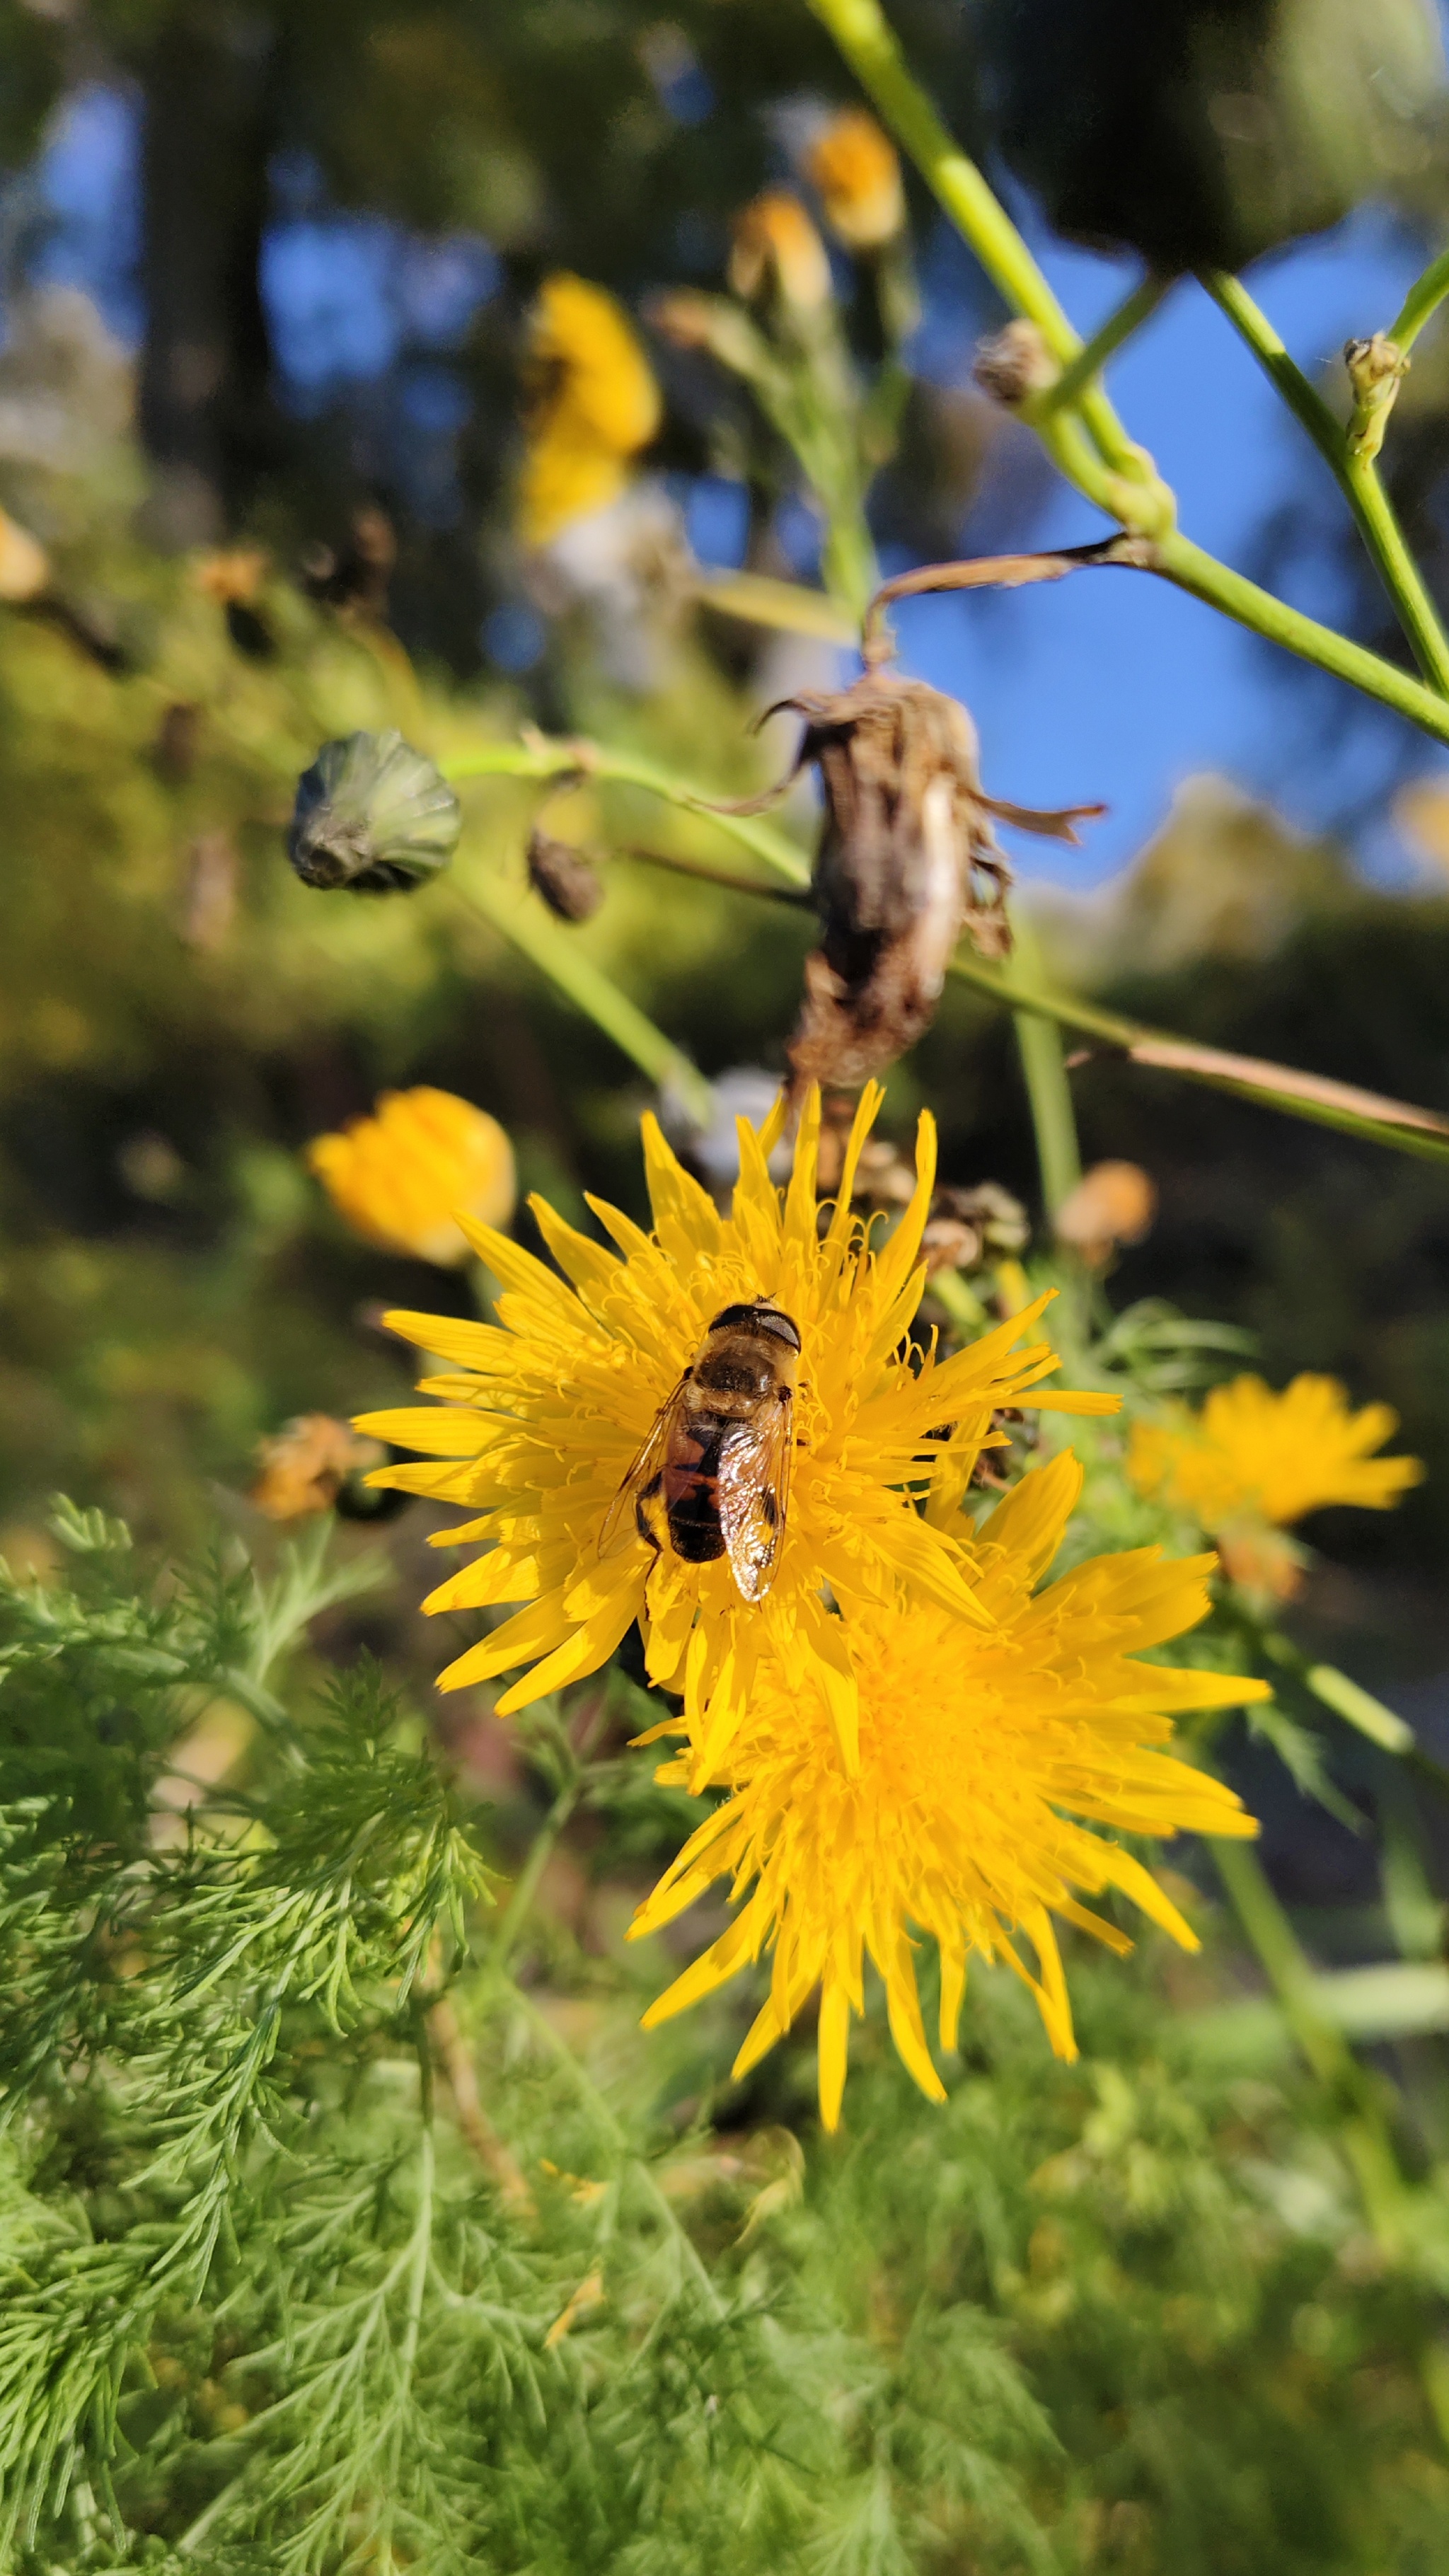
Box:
<box><xmin>288</xmin><ymin>729</ymin><xmax>461</xmax><ymax>894</ymax></box>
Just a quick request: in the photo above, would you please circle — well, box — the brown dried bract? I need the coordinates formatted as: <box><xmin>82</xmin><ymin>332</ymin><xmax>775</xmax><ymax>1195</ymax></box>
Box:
<box><xmin>527</xmin><ymin>827</ymin><xmax>605</xmax><ymax>923</ymax></box>
<box><xmin>721</xmin><ymin>669</ymin><xmax>1102</xmax><ymax>1090</ymax></box>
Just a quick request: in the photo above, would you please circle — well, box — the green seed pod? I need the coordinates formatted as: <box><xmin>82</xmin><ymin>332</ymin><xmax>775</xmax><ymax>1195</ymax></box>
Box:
<box><xmin>288</xmin><ymin>729</ymin><xmax>461</xmax><ymax>894</ymax></box>
<box><xmin>976</xmin><ymin>0</ymin><xmax>1445</xmax><ymax>275</ymax></box>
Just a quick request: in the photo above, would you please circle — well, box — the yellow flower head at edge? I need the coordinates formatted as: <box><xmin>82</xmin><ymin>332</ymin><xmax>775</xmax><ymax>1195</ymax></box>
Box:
<box><xmin>1128</xmin><ymin>1371</ymin><xmax>1423</xmax><ymax>1532</ymax></box>
<box><xmin>357</xmin><ymin>1085</ymin><xmax>1117</xmax><ymax>1779</ymax></box>
<box><xmin>308</xmin><ymin>1087</ymin><xmax>516</xmax><ymax>1269</ymax></box>
<box><xmin>631</xmin><ymin>1447</ymin><xmax>1265</xmax><ymax>2130</ymax></box>
<box><xmin>518</xmin><ymin>273</ymin><xmax>662</xmax><ymax>549</ymax></box>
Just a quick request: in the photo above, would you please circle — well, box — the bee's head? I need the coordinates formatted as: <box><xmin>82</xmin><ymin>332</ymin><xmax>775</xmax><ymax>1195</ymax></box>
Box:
<box><xmin>707</xmin><ymin>1301</ymin><xmax>802</xmax><ymax>1352</ymax></box>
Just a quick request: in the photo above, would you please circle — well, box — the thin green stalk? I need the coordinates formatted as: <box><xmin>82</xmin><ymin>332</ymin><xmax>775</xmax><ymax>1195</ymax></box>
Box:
<box><xmin>945</xmin><ymin>938</ymin><xmax>1449</xmax><ymax>1166</ymax></box>
<box><xmin>492</xmin><ymin>1696</ymin><xmax>613</xmax><ymax>1968</ymax></box>
<box><xmin>1005</xmin><ymin>911</ymin><xmax>1081</xmax><ymax>1216</ymax></box>
<box><xmin>1213</xmin><ymin>1840</ymin><xmax>1411</xmax><ymax>2247</ymax></box>
<box><xmin>456</xmin><ymin>767</ymin><xmax>1449</xmax><ymax>1166</ymax></box>
<box><xmin>499</xmin><ymin>1973</ymin><xmax>728</xmax><ymax>2323</ymax></box>
<box><xmin>441</xmin><ymin>739</ymin><xmax>810</xmax><ymax>885</ymax></box>
<box><xmin>1201</xmin><ymin>270</ymin><xmax>1449</xmax><ymax>696</ymax></box>
<box><xmin>807</xmin><ymin>0</ymin><xmax>1449</xmax><ymax>734</ymax></box>
<box><xmin>618</xmin><ymin>843</ymin><xmax>810</xmax><ymax>906</ymax></box>
<box><xmin>800</xmin><ymin>0</ymin><xmax>1134</xmax><ymax>473</ymax></box>
<box><xmin>1154</xmin><ymin>531</ymin><xmax>1449</xmax><ymax>744</ymax></box>
<box><xmin>450</xmin><ymin>871</ymin><xmax>715</xmax><ymax>1127</ymax></box>
<box><xmin>1025</xmin><ymin>274</ymin><xmax>1171</xmax><ymax>424</ymax></box>
<box><xmin>1390</xmin><ymin>245</ymin><xmax>1449</xmax><ymax>353</ymax></box>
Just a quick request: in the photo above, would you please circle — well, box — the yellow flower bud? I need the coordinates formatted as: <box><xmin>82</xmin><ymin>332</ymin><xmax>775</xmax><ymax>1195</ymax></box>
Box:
<box><xmin>728</xmin><ymin>192</ymin><xmax>833</xmax><ymax>312</ymax></box>
<box><xmin>308</xmin><ymin>1087</ymin><xmax>516</xmax><ymax>1267</ymax></box>
<box><xmin>807</xmin><ymin>109</ymin><xmax>906</xmax><ymax>250</ymax></box>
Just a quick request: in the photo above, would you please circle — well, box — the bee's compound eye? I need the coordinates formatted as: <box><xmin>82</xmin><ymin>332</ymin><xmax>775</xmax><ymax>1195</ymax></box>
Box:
<box><xmin>707</xmin><ymin>1301</ymin><xmax>802</xmax><ymax>1351</ymax></box>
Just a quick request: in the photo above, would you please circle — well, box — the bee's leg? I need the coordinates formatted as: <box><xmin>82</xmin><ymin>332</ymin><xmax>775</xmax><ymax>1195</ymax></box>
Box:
<box><xmin>635</xmin><ymin>1471</ymin><xmax>664</xmax><ymax>1562</ymax></box>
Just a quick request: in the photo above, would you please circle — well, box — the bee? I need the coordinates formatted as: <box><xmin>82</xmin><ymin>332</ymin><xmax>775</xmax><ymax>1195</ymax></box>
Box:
<box><xmin>600</xmin><ymin>1302</ymin><xmax>800</xmax><ymax>1602</ymax></box>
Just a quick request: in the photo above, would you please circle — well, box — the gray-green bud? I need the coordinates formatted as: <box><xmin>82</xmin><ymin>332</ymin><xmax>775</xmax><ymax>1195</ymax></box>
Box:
<box><xmin>288</xmin><ymin>729</ymin><xmax>461</xmax><ymax>894</ymax></box>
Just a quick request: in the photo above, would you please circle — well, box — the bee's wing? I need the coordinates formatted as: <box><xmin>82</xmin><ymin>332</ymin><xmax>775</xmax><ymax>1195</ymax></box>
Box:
<box><xmin>718</xmin><ymin>1389</ymin><xmax>794</xmax><ymax>1604</ymax></box>
<box><xmin>597</xmin><ymin>1387</ymin><xmax>681</xmax><ymax>1560</ymax></box>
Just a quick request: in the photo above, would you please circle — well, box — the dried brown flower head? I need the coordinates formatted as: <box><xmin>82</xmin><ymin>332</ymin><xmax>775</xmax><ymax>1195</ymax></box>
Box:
<box><xmin>527</xmin><ymin>827</ymin><xmax>605</xmax><ymax>923</ymax></box>
<box><xmin>250</xmin><ymin>1414</ymin><xmax>379</xmax><ymax>1520</ymax></box>
<box><xmin>922</xmin><ymin>1181</ymin><xmax>1031</xmax><ymax>1273</ymax></box>
<box><xmin>973</xmin><ymin>319</ymin><xmax>1056</xmax><ymax>408</ymax></box>
<box><xmin>1053</xmin><ymin>1159</ymin><xmax>1157</xmax><ymax>1266</ymax></box>
<box><xmin>726</xmin><ymin>669</ymin><xmax>1102</xmax><ymax>1089</ymax></box>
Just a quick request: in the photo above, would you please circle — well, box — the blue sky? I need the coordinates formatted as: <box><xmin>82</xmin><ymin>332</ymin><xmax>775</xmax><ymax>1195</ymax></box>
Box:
<box><xmin>16</xmin><ymin>75</ymin><xmax>1449</xmax><ymax>893</ymax></box>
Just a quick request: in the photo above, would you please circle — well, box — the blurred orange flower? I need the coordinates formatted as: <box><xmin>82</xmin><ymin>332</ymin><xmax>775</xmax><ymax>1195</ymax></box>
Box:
<box><xmin>807</xmin><ymin>108</ymin><xmax>906</xmax><ymax>250</ymax></box>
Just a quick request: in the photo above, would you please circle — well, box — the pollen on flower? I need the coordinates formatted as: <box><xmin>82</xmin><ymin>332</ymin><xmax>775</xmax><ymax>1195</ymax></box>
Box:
<box><xmin>355</xmin><ymin>1085</ymin><xmax>1119</xmax><ymax>1777</ymax></box>
<box><xmin>1127</xmin><ymin>1371</ymin><xmax>1424</xmax><ymax>1533</ymax></box>
<box><xmin>308</xmin><ymin>1087</ymin><xmax>516</xmax><ymax>1268</ymax></box>
<box><xmin>628</xmin><ymin>1449</ymin><xmax>1264</xmax><ymax>2132</ymax></box>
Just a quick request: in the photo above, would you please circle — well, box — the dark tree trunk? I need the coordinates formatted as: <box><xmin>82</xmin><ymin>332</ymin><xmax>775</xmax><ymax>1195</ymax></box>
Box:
<box><xmin>137</xmin><ymin>6</ymin><xmax>283</xmax><ymax>543</ymax></box>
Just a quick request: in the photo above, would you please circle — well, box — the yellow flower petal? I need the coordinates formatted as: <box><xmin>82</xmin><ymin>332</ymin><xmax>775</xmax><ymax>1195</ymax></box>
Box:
<box><xmin>365</xmin><ymin>1087</ymin><xmax>1109</xmax><ymax>1736</ymax></box>
<box><xmin>631</xmin><ymin>1458</ymin><xmax>1262</xmax><ymax>2125</ymax></box>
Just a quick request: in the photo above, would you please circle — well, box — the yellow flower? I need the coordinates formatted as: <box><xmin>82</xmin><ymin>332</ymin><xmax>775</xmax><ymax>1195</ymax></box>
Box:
<box><xmin>728</xmin><ymin>193</ymin><xmax>833</xmax><ymax>311</ymax></box>
<box><xmin>356</xmin><ymin>1086</ymin><xmax>1116</xmax><ymax>1769</ymax></box>
<box><xmin>1128</xmin><ymin>1373</ymin><xmax>1423</xmax><ymax>1531</ymax></box>
<box><xmin>250</xmin><ymin>1414</ymin><xmax>375</xmax><ymax>1521</ymax></box>
<box><xmin>308</xmin><ymin>1087</ymin><xmax>516</xmax><ymax>1268</ymax></box>
<box><xmin>807</xmin><ymin>109</ymin><xmax>906</xmax><ymax>251</ymax></box>
<box><xmin>630</xmin><ymin>1449</ymin><xmax>1263</xmax><ymax>2130</ymax></box>
<box><xmin>518</xmin><ymin>274</ymin><xmax>662</xmax><ymax>548</ymax></box>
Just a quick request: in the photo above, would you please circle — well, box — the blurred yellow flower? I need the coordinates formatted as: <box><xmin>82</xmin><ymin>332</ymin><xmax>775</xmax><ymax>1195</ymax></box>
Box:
<box><xmin>631</xmin><ymin>1449</ymin><xmax>1262</xmax><ymax>2130</ymax></box>
<box><xmin>356</xmin><ymin>1085</ymin><xmax>1115</xmax><ymax>1764</ymax></box>
<box><xmin>807</xmin><ymin>108</ymin><xmax>906</xmax><ymax>250</ymax></box>
<box><xmin>518</xmin><ymin>274</ymin><xmax>662</xmax><ymax>548</ymax></box>
<box><xmin>1128</xmin><ymin>1373</ymin><xmax>1424</xmax><ymax>1532</ymax></box>
<box><xmin>250</xmin><ymin>1414</ymin><xmax>374</xmax><ymax>1520</ymax></box>
<box><xmin>728</xmin><ymin>192</ymin><xmax>833</xmax><ymax>311</ymax></box>
<box><xmin>308</xmin><ymin>1087</ymin><xmax>516</xmax><ymax>1267</ymax></box>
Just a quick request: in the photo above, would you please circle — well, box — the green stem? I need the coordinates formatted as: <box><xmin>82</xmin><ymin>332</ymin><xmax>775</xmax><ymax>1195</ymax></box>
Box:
<box><xmin>1245</xmin><ymin>1619</ymin><xmax>1449</xmax><ymax>1806</ymax></box>
<box><xmin>441</xmin><ymin>739</ymin><xmax>810</xmax><ymax>885</ymax></box>
<box><xmin>1201</xmin><ymin>270</ymin><xmax>1449</xmax><ymax>696</ymax></box>
<box><xmin>807</xmin><ymin>0</ymin><xmax>1449</xmax><ymax>734</ymax></box>
<box><xmin>499</xmin><ymin>1971</ymin><xmax>727</xmax><ymax>2321</ymax></box>
<box><xmin>618</xmin><ymin>843</ymin><xmax>809</xmax><ymax>906</ymax></box>
<box><xmin>451</xmin><ymin>872</ymin><xmax>715</xmax><ymax>1127</ymax></box>
<box><xmin>801</xmin><ymin>0</ymin><xmax>1134</xmax><ymax>471</ymax></box>
<box><xmin>1213</xmin><ymin>1840</ymin><xmax>1410</xmax><ymax>2248</ymax></box>
<box><xmin>1155</xmin><ymin>531</ymin><xmax>1449</xmax><ymax>745</ymax></box>
<box><xmin>1005</xmin><ymin>911</ymin><xmax>1082</xmax><ymax>1216</ymax></box>
<box><xmin>456</xmin><ymin>758</ymin><xmax>1449</xmax><ymax>1167</ymax></box>
<box><xmin>1390</xmin><ymin>245</ymin><xmax>1449</xmax><ymax>353</ymax></box>
<box><xmin>492</xmin><ymin>1695</ymin><xmax>613</xmax><ymax>1968</ymax></box>
<box><xmin>1025</xmin><ymin>274</ymin><xmax>1172</xmax><ymax>424</ymax></box>
<box><xmin>945</xmin><ymin>940</ymin><xmax>1449</xmax><ymax>1166</ymax></box>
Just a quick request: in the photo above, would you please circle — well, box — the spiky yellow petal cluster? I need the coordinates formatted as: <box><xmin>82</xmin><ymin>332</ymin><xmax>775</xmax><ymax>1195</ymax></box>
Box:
<box><xmin>357</xmin><ymin>1087</ymin><xmax>1115</xmax><ymax>1769</ymax></box>
<box><xmin>631</xmin><ymin>1448</ymin><xmax>1264</xmax><ymax>2130</ymax></box>
<box><xmin>807</xmin><ymin>109</ymin><xmax>906</xmax><ymax>250</ymax></box>
<box><xmin>518</xmin><ymin>274</ymin><xmax>662</xmax><ymax>548</ymax></box>
<box><xmin>308</xmin><ymin>1087</ymin><xmax>516</xmax><ymax>1269</ymax></box>
<box><xmin>1128</xmin><ymin>1372</ymin><xmax>1423</xmax><ymax>1532</ymax></box>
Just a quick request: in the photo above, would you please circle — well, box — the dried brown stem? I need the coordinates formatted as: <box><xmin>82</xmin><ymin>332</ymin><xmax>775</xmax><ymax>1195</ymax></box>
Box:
<box><xmin>860</xmin><ymin>535</ymin><xmax>1160</xmax><ymax>668</ymax></box>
